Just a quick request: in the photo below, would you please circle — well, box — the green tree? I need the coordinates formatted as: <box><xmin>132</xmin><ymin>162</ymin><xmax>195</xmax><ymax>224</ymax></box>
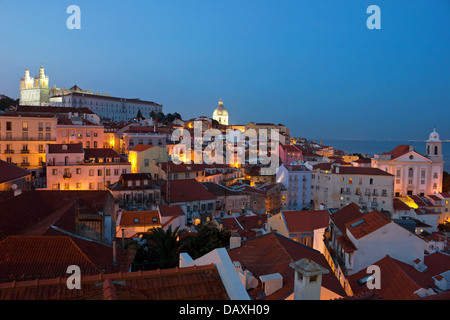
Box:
<box><xmin>141</xmin><ymin>226</ymin><xmax>188</xmax><ymax>270</ymax></box>
<box><xmin>183</xmin><ymin>225</ymin><xmax>231</xmax><ymax>260</ymax></box>
<box><xmin>173</xmin><ymin>112</ymin><xmax>182</xmax><ymax>120</ymax></box>
<box><xmin>166</xmin><ymin>113</ymin><xmax>175</xmax><ymax>123</ymax></box>
<box><xmin>136</xmin><ymin>109</ymin><xmax>144</xmax><ymax>120</ymax></box>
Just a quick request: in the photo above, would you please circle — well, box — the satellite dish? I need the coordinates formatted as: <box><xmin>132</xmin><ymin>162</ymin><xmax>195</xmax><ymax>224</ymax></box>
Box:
<box><xmin>11</xmin><ymin>184</ymin><xmax>17</xmax><ymax>190</ymax></box>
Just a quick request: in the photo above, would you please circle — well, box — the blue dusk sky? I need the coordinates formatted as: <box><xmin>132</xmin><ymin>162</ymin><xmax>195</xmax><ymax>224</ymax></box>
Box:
<box><xmin>0</xmin><ymin>0</ymin><xmax>448</xmax><ymax>141</ymax></box>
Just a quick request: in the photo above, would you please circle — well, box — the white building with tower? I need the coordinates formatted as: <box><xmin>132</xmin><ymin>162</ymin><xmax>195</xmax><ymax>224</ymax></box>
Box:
<box><xmin>212</xmin><ymin>99</ymin><xmax>229</xmax><ymax>126</ymax></box>
<box><xmin>19</xmin><ymin>65</ymin><xmax>50</xmax><ymax>106</ymax></box>
<box><xmin>371</xmin><ymin>129</ymin><xmax>444</xmax><ymax>197</ymax></box>
<box><xmin>19</xmin><ymin>66</ymin><xmax>163</xmax><ymax>122</ymax></box>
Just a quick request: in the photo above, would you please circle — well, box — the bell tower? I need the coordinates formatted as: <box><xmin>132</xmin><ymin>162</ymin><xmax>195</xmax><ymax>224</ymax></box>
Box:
<box><xmin>426</xmin><ymin>128</ymin><xmax>443</xmax><ymax>162</ymax></box>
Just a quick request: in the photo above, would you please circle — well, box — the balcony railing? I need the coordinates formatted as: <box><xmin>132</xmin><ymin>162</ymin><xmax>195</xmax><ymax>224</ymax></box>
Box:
<box><xmin>21</xmin><ymin>150</ymin><xmax>30</xmax><ymax>154</ymax></box>
<box><xmin>20</xmin><ymin>162</ymin><xmax>30</xmax><ymax>167</ymax></box>
<box><xmin>0</xmin><ymin>137</ymin><xmax>56</xmax><ymax>141</ymax></box>
<box><xmin>4</xmin><ymin>150</ymin><xmax>14</xmax><ymax>154</ymax></box>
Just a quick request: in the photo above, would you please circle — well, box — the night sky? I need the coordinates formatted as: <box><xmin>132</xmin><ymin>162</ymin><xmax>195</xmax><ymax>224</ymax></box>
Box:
<box><xmin>0</xmin><ymin>0</ymin><xmax>448</xmax><ymax>140</ymax></box>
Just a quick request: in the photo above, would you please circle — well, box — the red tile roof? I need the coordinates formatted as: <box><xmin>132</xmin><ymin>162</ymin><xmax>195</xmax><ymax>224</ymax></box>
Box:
<box><xmin>158</xmin><ymin>205</ymin><xmax>185</xmax><ymax>217</ymax></box>
<box><xmin>282</xmin><ymin>210</ymin><xmax>330</xmax><ymax>232</ymax></box>
<box><xmin>348</xmin><ymin>253</ymin><xmax>450</xmax><ymax>300</ymax></box>
<box><xmin>333</xmin><ymin>166</ymin><xmax>394</xmax><ymax>176</ymax></box>
<box><xmin>0</xmin><ymin>190</ymin><xmax>111</xmax><ymax>240</ymax></box>
<box><xmin>162</xmin><ymin>179</ymin><xmax>216</xmax><ymax>203</ymax></box>
<box><xmin>345</xmin><ymin>210</ymin><xmax>391</xmax><ymax>240</ymax></box>
<box><xmin>330</xmin><ymin>203</ymin><xmax>364</xmax><ymax>233</ymax></box>
<box><xmin>228</xmin><ymin>233</ymin><xmax>346</xmax><ymax>299</ymax></box>
<box><xmin>382</xmin><ymin>145</ymin><xmax>412</xmax><ymax>159</ymax></box>
<box><xmin>84</xmin><ymin>148</ymin><xmax>128</xmax><ymax>163</ymax></box>
<box><xmin>393</xmin><ymin>198</ymin><xmax>411</xmax><ymax>211</ymax></box>
<box><xmin>336</xmin><ymin>234</ymin><xmax>358</xmax><ymax>253</ymax></box>
<box><xmin>0</xmin><ymin>160</ymin><xmax>31</xmax><ymax>184</ymax></box>
<box><xmin>47</xmin><ymin>143</ymin><xmax>83</xmax><ymax>154</ymax></box>
<box><xmin>130</xmin><ymin>144</ymin><xmax>156</xmax><ymax>152</ymax></box>
<box><xmin>0</xmin><ymin>236</ymin><xmax>102</xmax><ymax>282</ymax></box>
<box><xmin>0</xmin><ymin>264</ymin><xmax>229</xmax><ymax>300</ymax></box>
<box><xmin>118</xmin><ymin>210</ymin><xmax>160</xmax><ymax>227</ymax></box>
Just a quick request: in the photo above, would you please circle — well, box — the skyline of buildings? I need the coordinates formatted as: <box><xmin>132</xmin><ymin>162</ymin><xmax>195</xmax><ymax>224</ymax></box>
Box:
<box><xmin>0</xmin><ymin>1</ymin><xmax>449</xmax><ymax>303</ymax></box>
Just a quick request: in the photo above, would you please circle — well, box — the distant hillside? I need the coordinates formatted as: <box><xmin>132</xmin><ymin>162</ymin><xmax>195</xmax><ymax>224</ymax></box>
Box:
<box><xmin>0</xmin><ymin>95</ymin><xmax>18</xmax><ymax>111</ymax></box>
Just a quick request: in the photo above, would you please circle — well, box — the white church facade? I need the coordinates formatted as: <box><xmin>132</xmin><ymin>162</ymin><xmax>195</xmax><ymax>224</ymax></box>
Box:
<box><xmin>371</xmin><ymin>129</ymin><xmax>444</xmax><ymax>197</ymax></box>
<box><xmin>19</xmin><ymin>66</ymin><xmax>163</xmax><ymax>122</ymax></box>
<box><xmin>212</xmin><ymin>99</ymin><xmax>229</xmax><ymax>126</ymax></box>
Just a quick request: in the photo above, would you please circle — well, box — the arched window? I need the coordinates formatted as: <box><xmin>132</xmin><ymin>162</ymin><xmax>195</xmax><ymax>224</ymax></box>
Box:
<box><xmin>435</xmin><ymin>146</ymin><xmax>438</xmax><ymax>155</ymax></box>
<box><xmin>427</xmin><ymin>145</ymin><xmax>430</xmax><ymax>155</ymax></box>
<box><xmin>408</xmin><ymin>168</ymin><xmax>414</xmax><ymax>178</ymax></box>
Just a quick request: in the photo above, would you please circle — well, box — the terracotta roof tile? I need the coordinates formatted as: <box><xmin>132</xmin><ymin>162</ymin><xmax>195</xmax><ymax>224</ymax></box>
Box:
<box><xmin>282</xmin><ymin>210</ymin><xmax>330</xmax><ymax>232</ymax></box>
<box><xmin>345</xmin><ymin>210</ymin><xmax>391</xmax><ymax>239</ymax></box>
<box><xmin>330</xmin><ymin>203</ymin><xmax>364</xmax><ymax>233</ymax></box>
<box><xmin>228</xmin><ymin>233</ymin><xmax>346</xmax><ymax>299</ymax></box>
<box><xmin>0</xmin><ymin>160</ymin><xmax>31</xmax><ymax>184</ymax></box>
<box><xmin>0</xmin><ymin>264</ymin><xmax>229</xmax><ymax>300</ymax></box>
<box><xmin>158</xmin><ymin>205</ymin><xmax>185</xmax><ymax>217</ymax></box>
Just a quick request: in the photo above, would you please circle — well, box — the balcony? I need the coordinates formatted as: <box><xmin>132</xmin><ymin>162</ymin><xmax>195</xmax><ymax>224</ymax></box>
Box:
<box><xmin>21</xmin><ymin>150</ymin><xmax>30</xmax><ymax>154</ymax></box>
<box><xmin>4</xmin><ymin>150</ymin><xmax>14</xmax><ymax>154</ymax></box>
<box><xmin>0</xmin><ymin>137</ymin><xmax>56</xmax><ymax>142</ymax></box>
<box><xmin>20</xmin><ymin>162</ymin><xmax>30</xmax><ymax>167</ymax></box>
<box><xmin>63</xmin><ymin>173</ymin><xmax>72</xmax><ymax>179</ymax></box>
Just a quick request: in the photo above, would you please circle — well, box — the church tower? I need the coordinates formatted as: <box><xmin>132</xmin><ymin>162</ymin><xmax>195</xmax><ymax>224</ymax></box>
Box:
<box><xmin>212</xmin><ymin>98</ymin><xmax>229</xmax><ymax>126</ymax></box>
<box><xmin>19</xmin><ymin>65</ymin><xmax>50</xmax><ymax>106</ymax></box>
<box><xmin>426</xmin><ymin>128</ymin><xmax>443</xmax><ymax>162</ymax></box>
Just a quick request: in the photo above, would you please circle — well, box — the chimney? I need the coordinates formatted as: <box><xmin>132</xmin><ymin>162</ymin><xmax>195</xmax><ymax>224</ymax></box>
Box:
<box><xmin>289</xmin><ymin>258</ymin><xmax>329</xmax><ymax>300</ymax></box>
<box><xmin>259</xmin><ymin>273</ymin><xmax>283</xmax><ymax>296</ymax></box>
<box><xmin>229</xmin><ymin>233</ymin><xmax>242</xmax><ymax>249</ymax></box>
<box><xmin>413</xmin><ymin>258</ymin><xmax>427</xmax><ymax>272</ymax></box>
<box><xmin>113</xmin><ymin>239</ymin><xmax>117</xmax><ymax>265</ymax></box>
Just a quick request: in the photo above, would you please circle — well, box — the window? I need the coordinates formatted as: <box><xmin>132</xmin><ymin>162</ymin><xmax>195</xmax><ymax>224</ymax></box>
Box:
<box><xmin>89</xmin><ymin>169</ymin><xmax>94</xmax><ymax>176</ymax></box>
<box><xmin>349</xmin><ymin>178</ymin><xmax>352</xmax><ymax>184</ymax></box>
<box><xmin>53</xmin><ymin>169</ymin><xmax>58</xmax><ymax>175</ymax></box>
<box><xmin>144</xmin><ymin>159</ymin><xmax>149</xmax><ymax>167</ymax></box>
<box><xmin>38</xmin><ymin>122</ymin><xmax>43</xmax><ymax>131</ymax></box>
<box><xmin>114</xmin><ymin>169</ymin><xmax>119</xmax><ymax>176</ymax></box>
<box><xmin>64</xmin><ymin>183</ymin><xmax>70</xmax><ymax>190</ymax></box>
<box><xmin>408</xmin><ymin>168</ymin><xmax>414</xmax><ymax>178</ymax></box>
<box><xmin>46</xmin><ymin>122</ymin><xmax>51</xmax><ymax>131</ymax></box>
<box><xmin>98</xmin><ymin>169</ymin><xmax>103</xmax><ymax>176</ymax></box>
<box><xmin>6</xmin><ymin>122</ymin><xmax>11</xmax><ymax>131</ymax></box>
<box><xmin>76</xmin><ymin>183</ymin><xmax>81</xmax><ymax>189</ymax></box>
<box><xmin>421</xmin><ymin>170</ymin><xmax>426</xmax><ymax>178</ymax></box>
<box><xmin>38</xmin><ymin>133</ymin><xmax>43</xmax><ymax>141</ymax></box>
<box><xmin>89</xmin><ymin>182</ymin><xmax>94</xmax><ymax>190</ymax></box>
<box><xmin>22</xmin><ymin>122</ymin><xmax>28</xmax><ymax>131</ymax></box>
<box><xmin>93</xmin><ymin>131</ymin><xmax>98</xmax><ymax>137</ymax></box>
<box><xmin>106</xmin><ymin>169</ymin><xmax>111</xmax><ymax>176</ymax></box>
<box><xmin>94</xmin><ymin>141</ymin><xmax>98</xmax><ymax>148</ymax></box>
<box><xmin>46</xmin><ymin>133</ymin><xmax>51</xmax><ymax>140</ymax></box>
<box><xmin>76</xmin><ymin>168</ymin><xmax>81</xmax><ymax>174</ymax></box>
<box><xmin>369</xmin><ymin>178</ymin><xmax>373</xmax><ymax>185</ymax></box>
<box><xmin>38</xmin><ymin>144</ymin><xmax>44</xmax><ymax>153</ymax></box>
<box><xmin>396</xmin><ymin>170</ymin><xmax>401</xmax><ymax>178</ymax></box>
<box><xmin>433</xmin><ymin>172</ymin><xmax>438</xmax><ymax>179</ymax></box>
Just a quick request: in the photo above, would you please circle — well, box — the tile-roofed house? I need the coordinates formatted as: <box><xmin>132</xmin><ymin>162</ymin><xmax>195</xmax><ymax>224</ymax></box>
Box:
<box><xmin>347</xmin><ymin>252</ymin><xmax>450</xmax><ymax>300</ymax></box>
<box><xmin>0</xmin><ymin>160</ymin><xmax>32</xmax><ymax>191</ymax></box>
<box><xmin>0</xmin><ymin>263</ymin><xmax>229</xmax><ymax>300</ymax></box>
<box><xmin>160</xmin><ymin>179</ymin><xmax>216</xmax><ymax>224</ymax></box>
<box><xmin>267</xmin><ymin>210</ymin><xmax>329</xmax><ymax>251</ymax></box>
<box><xmin>116</xmin><ymin>210</ymin><xmax>161</xmax><ymax>239</ymax></box>
<box><xmin>0</xmin><ymin>235</ymin><xmax>134</xmax><ymax>283</ymax></box>
<box><xmin>0</xmin><ymin>190</ymin><xmax>115</xmax><ymax>241</ymax></box>
<box><xmin>344</xmin><ymin>210</ymin><xmax>391</xmax><ymax>240</ymax></box>
<box><xmin>227</xmin><ymin>233</ymin><xmax>346</xmax><ymax>300</ymax></box>
<box><xmin>84</xmin><ymin>148</ymin><xmax>128</xmax><ymax>163</ymax></box>
<box><xmin>47</xmin><ymin>143</ymin><xmax>84</xmax><ymax>154</ymax></box>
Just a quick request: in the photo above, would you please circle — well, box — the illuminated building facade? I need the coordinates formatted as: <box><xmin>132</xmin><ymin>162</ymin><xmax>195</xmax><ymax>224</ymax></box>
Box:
<box><xmin>372</xmin><ymin>129</ymin><xmax>444</xmax><ymax>197</ymax></box>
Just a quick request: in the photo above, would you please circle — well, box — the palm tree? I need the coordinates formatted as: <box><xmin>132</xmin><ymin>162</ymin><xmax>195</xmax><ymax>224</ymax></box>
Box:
<box><xmin>142</xmin><ymin>226</ymin><xmax>188</xmax><ymax>269</ymax></box>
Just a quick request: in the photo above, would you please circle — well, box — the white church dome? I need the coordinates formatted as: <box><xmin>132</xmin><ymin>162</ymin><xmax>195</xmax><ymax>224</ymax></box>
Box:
<box><xmin>427</xmin><ymin>128</ymin><xmax>440</xmax><ymax>142</ymax></box>
<box><xmin>213</xmin><ymin>100</ymin><xmax>228</xmax><ymax>117</ymax></box>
